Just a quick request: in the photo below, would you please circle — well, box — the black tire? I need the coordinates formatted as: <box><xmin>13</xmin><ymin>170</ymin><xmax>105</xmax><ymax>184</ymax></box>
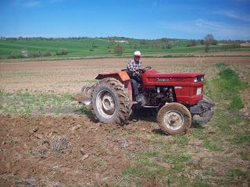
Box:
<box><xmin>91</xmin><ymin>78</ymin><xmax>131</xmax><ymax>125</ymax></box>
<box><xmin>193</xmin><ymin>95</ymin><xmax>215</xmax><ymax>123</ymax></box>
<box><xmin>157</xmin><ymin>103</ymin><xmax>192</xmax><ymax>135</ymax></box>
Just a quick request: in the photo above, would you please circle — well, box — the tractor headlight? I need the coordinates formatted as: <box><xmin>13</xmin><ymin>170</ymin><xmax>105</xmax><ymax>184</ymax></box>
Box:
<box><xmin>194</xmin><ymin>76</ymin><xmax>204</xmax><ymax>82</ymax></box>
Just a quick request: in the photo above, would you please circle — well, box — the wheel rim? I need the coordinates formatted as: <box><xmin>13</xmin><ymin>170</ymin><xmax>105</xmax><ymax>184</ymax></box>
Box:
<box><xmin>163</xmin><ymin>110</ymin><xmax>184</xmax><ymax>131</ymax></box>
<box><xmin>96</xmin><ymin>90</ymin><xmax>116</xmax><ymax>119</ymax></box>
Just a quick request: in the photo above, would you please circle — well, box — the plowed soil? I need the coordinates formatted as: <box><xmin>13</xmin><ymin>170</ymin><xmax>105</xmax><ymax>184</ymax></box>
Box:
<box><xmin>1</xmin><ymin>56</ymin><xmax>250</xmax><ymax>186</ymax></box>
<box><xmin>0</xmin><ymin>115</ymin><xmax>161</xmax><ymax>186</ymax></box>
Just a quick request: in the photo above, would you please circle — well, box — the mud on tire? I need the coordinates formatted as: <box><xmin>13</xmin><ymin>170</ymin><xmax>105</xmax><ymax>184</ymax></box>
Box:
<box><xmin>157</xmin><ymin>103</ymin><xmax>192</xmax><ymax>135</ymax></box>
<box><xmin>91</xmin><ymin>78</ymin><xmax>131</xmax><ymax>125</ymax></box>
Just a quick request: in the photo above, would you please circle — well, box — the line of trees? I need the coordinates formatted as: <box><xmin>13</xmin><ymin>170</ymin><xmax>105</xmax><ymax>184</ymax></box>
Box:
<box><xmin>7</xmin><ymin>48</ymin><xmax>69</xmax><ymax>59</ymax></box>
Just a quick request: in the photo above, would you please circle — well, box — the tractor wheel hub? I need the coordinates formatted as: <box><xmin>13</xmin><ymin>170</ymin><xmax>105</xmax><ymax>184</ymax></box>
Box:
<box><xmin>102</xmin><ymin>94</ymin><xmax>115</xmax><ymax>112</ymax></box>
<box><xmin>163</xmin><ymin>110</ymin><xmax>184</xmax><ymax>130</ymax></box>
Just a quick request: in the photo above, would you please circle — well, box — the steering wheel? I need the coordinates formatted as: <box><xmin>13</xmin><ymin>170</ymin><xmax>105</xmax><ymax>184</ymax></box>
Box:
<box><xmin>144</xmin><ymin>66</ymin><xmax>151</xmax><ymax>71</ymax></box>
<box><xmin>135</xmin><ymin>66</ymin><xmax>152</xmax><ymax>74</ymax></box>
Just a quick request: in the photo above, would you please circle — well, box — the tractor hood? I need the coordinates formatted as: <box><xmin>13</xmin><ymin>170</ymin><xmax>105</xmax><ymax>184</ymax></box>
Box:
<box><xmin>143</xmin><ymin>69</ymin><xmax>205</xmax><ymax>78</ymax></box>
<box><xmin>141</xmin><ymin>69</ymin><xmax>205</xmax><ymax>89</ymax></box>
<box><xmin>141</xmin><ymin>69</ymin><xmax>205</xmax><ymax>105</ymax></box>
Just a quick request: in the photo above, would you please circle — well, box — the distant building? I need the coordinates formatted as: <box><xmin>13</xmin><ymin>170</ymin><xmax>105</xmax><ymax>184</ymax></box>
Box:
<box><xmin>114</xmin><ymin>40</ymin><xmax>129</xmax><ymax>43</ymax></box>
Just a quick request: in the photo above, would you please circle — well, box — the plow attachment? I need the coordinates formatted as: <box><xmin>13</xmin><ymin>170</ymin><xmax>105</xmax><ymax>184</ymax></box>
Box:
<box><xmin>72</xmin><ymin>85</ymin><xmax>94</xmax><ymax>106</ymax></box>
<box><xmin>190</xmin><ymin>96</ymin><xmax>215</xmax><ymax>122</ymax></box>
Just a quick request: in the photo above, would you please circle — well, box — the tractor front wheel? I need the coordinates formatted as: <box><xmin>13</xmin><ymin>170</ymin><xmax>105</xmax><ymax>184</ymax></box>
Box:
<box><xmin>157</xmin><ymin>103</ymin><xmax>191</xmax><ymax>135</ymax></box>
<box><xmin>91</xmin><ymin>78</ymin><xmax>131</xmax><ymax>125</ymax></box>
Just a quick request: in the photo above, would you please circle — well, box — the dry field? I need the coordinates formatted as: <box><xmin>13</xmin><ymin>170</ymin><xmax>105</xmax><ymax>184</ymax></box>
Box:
<box><xmin>0</xmin><ymin>55</ymin><xmax>250</xmax><ymax>186</ymax></box>
<box><xmin>0</xmin><ymin>56</ymin><xmax>249</xmax><ymax>94</ymax></box>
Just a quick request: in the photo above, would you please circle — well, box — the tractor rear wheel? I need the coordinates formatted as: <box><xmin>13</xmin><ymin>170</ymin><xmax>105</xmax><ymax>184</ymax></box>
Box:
<box><xmin>157</xmin><ymin>103</ymin><xmax>191</xmax><ymax>135</ymax></box>
<box><xmin>91</xmin><ymin>78</ymin><xmax>131</xmax><ymax>125</ymax></box>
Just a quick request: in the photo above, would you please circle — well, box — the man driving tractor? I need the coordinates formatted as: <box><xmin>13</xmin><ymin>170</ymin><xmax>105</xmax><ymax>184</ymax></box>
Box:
<box><xmin>76</xmin><ymin>50</ymin><xmax>215</xmax><ymax>135</ymax></box>
<box><xmin>127</xmin><ymin>51</ymin><xmax>142</xmax><ymax>102</ymax></box>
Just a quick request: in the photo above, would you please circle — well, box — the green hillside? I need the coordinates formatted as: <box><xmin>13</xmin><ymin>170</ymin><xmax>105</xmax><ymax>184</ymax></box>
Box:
<box><xmin>0</xmin><ymin>37</ymin><xmax>249</xmax><ymax>59</ymax></box>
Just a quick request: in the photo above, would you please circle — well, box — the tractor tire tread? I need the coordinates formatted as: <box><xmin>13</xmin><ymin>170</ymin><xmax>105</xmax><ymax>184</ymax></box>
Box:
<box><xmin>157</xmin><ymin>102</ymin><xmax>192</xmax><ymax>135</ymax></box>
<box><xmin>90</xmin><ymin>78</ymin><xmax>131</xmax><ymax>125</ymax></box>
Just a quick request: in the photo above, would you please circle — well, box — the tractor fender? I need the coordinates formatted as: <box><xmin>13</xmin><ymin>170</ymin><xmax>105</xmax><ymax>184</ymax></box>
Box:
<box><xmin>95</xmin><ymin>71</ymin><xmax>133</xmax><ymax>102</ymax></box>
<box><xmin>95</xmin><ymin>71</ymin><xmax>130</xmax><ymax>82</ymax></box>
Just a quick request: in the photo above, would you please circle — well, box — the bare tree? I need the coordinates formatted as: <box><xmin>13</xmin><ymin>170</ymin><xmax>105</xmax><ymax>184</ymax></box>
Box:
<box><xmin>113</xmin><ymin>45</ymin><xmax>125</xmax><ymax>56</ymax></box>
<box><xmin>204</xmin><ymin>34</ymin><xmax>215</xmax><ymax>52</ymax></box>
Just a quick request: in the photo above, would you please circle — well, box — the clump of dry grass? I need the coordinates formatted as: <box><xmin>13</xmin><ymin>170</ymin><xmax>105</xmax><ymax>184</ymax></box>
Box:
<box><xmin>52</xmin><ymin>136</ymin><xmax>71</xmax><ymax>155</ymax></box>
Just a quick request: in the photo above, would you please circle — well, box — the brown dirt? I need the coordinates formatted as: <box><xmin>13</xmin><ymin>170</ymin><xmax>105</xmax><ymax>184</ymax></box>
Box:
<box><xmin>1</xmin><ymin>113</ymin><xmax>249</xmax><ymax>186</ymax></box>
<box><xmin>0</xmin><ymin>115</ymin><xmax>161</xmax><ymax>186</ymax></box>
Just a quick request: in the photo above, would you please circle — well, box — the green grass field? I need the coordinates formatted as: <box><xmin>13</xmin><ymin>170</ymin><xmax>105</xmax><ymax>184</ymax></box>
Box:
<box><xmin>1</xmin><ymin>37</ymin><xmax>249</xmax><ymax>59</ymax></box>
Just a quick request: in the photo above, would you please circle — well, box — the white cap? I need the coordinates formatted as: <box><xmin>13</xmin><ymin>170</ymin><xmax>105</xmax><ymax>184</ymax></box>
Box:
<box><xmin>134</xmin><ymin>51</ymin><xmax>141</xmax><ymax>56</ymax></box>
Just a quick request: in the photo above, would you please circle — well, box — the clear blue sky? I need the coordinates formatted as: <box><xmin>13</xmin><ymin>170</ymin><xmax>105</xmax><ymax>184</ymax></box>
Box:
<box><xmin>0</xmin><ymin>0</ymin><xmax>250</xmax><ymax>40</ymax></box>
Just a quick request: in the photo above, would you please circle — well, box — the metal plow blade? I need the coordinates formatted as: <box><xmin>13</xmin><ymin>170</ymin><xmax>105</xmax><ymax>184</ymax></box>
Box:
<box><xmin>72</xmin><ymin>85</ymin><xmax>94</xmax><ymax>106</ymax></box>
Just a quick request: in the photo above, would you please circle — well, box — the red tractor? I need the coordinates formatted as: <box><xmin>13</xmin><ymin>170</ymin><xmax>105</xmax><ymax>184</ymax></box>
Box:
<box><xmin>76</xmin><ymin>66</ymin><xmax>214</xmax><ymax>135</ymax></box>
